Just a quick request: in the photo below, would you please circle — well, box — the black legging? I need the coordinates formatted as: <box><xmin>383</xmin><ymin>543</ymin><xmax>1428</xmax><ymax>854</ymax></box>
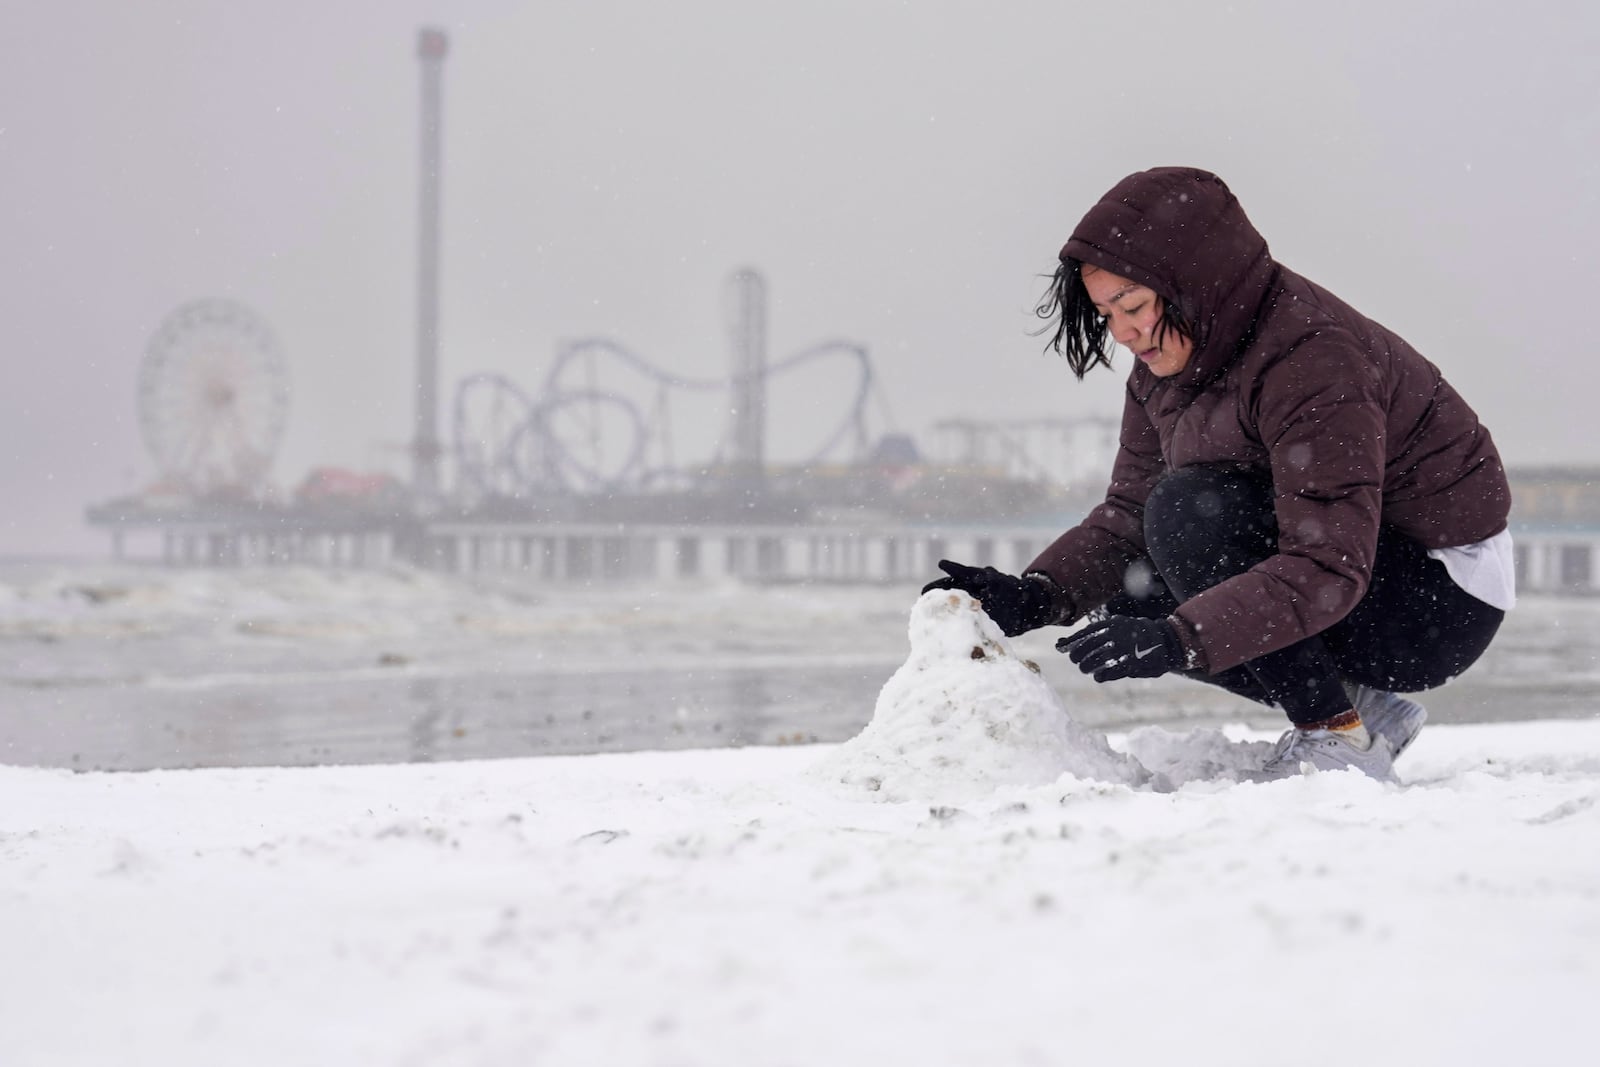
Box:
<box><xmin>1105</xmin><ymin>464</ymin><xmax>1505</xmax><ymax>726</ymax></box>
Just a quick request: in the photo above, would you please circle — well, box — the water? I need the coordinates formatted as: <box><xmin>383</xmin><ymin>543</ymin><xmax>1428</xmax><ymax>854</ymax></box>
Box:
<box><xmin>2</xmin><ymin>562</ymin><xmax>1596</xmax><ymax>772</ymax></box>
<box><xmin>9</xmin><ymin>661</ymin><xmax>894</xmax><ymax>771</ymax></box>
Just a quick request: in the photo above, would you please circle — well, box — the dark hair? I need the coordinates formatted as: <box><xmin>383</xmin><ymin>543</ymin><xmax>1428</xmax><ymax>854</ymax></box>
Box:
<box><xmin>1034</xmin><ymin>257</ymin><xmax>1195</xmax><ymax>379</ymax></box>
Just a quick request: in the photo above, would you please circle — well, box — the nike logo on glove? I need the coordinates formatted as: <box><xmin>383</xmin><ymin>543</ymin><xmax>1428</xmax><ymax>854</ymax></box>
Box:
<box><xmin>1133</xmin><ymin>644</ymin><xmax>1160</xmax><ymax>660</ymax></box>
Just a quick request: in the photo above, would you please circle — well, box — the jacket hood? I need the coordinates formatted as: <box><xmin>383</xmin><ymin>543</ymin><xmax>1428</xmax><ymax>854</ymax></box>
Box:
<box><xmin>1061</xmin><ymin>167</ymin><xmax>1276</xmax><ymax>390</ymax></box>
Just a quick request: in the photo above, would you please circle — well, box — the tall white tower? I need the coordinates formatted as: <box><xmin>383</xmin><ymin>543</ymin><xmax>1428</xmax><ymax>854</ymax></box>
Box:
<box><xmin>413</xmin><ymin>27</ymin><xmax>448</xmax><ymax>500</ymax></box>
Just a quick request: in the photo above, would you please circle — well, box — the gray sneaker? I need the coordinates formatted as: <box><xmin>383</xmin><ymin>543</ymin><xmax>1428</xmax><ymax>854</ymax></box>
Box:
<box><xmin>1257</xmin><ymin>726</ymin><xmax>1398</xmax><ymax>783</ymax></box>
<box><xmin>1351</xmin><ymin>686</ymin><xmax>1428</xmax><ymax>760</ymax></box>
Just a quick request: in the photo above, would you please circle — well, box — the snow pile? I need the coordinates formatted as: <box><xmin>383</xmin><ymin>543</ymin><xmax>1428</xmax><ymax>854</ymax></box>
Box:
<box><xmin>1121</xmin><ymin>723</ymin><xmax>1283</xmax><ymax>784</ymax></box>
<box><xmin>814</xmin><ymin>590</ymin><xmax>1148</xmax><ymax>800</ymax></box>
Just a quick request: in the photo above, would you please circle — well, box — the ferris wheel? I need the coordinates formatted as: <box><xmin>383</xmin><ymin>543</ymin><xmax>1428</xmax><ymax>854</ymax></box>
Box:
<box><xmin>137</xmin><ymin>299</ymin><xmax>290</xmax><ymax>495</ymax></box>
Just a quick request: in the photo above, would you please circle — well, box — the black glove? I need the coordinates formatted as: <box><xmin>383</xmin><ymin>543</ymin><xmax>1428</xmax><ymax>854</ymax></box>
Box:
<box><xmin>1056</xmin><ymin>616</ymin><xmax>1183</xmax><ymax>682</ymax></box>
<box><xmin>920</xmin><ymin>560</ymin><xmax>1064</xmax><ymax>637</ymax></box>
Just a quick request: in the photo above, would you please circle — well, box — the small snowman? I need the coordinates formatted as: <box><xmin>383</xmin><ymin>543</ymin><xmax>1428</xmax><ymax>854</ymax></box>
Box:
<box><xmin>816</xmin><ymin>589</ymin><xmax>1148</xmax><ymax>801</ymax></box>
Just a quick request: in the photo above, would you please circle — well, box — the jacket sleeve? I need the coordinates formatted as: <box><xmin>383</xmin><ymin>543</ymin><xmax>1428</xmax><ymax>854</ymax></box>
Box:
<box><xmin>1025</xmin><ymin>381</ymin><xmax>1166</xmax><ymax>619</ymax></box>
<box><xmin>1172</xmin><ymin>334</ymin><xmax>1387</xmax><ymax>673</ymax></box>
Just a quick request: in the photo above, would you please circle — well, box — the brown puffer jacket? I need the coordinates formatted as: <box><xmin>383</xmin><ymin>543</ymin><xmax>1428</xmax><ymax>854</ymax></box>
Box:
<box><xmin>1027</xmin><ymin>167</ymin><xmax>1509</xmax><ymax>674</ymax></box>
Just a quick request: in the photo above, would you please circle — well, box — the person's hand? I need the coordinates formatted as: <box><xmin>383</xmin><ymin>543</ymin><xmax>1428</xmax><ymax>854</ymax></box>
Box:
<box><xmin>920</xmin><ymin>560</ymin><xmax>1063</xmax><ymax>637</ymax></box>
<box><xmin>1056</xmin><ymin>616</ymin><xmax>1182</xmax><ymax>682</ymax></box>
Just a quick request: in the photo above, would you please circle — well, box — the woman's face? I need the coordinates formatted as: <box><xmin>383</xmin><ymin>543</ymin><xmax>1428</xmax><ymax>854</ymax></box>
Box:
<box><xmin>1080</xmin><ymin>264</ymin><xmax>1193</xmax><ymax>378</ymax></box>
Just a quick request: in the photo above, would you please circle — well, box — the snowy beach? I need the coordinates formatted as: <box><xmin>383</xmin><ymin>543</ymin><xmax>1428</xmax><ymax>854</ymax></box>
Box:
<box><xmin>2</xmin><ymin>566</ymin><xmax>1598</xmax><ymax>1064</ymax></box>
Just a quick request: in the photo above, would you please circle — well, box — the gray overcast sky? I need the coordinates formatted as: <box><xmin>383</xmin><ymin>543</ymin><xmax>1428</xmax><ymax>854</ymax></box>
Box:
<box><xmin>2</xmin><ymin>0</ymin><xmax>1596</xmax><ymax>556</ymax></box>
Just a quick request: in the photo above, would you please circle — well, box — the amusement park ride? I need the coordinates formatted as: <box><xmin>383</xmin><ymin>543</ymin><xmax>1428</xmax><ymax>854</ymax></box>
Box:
<box><xmin>133</xmin><ymin>299</ymin><xmax>291</xmax><ymax>501</ymax></box>
<box><xmin>88</xmin><ymin>271</ymin><xmax>1109</xmax><ymax>547</ymax></box>
<box><xmin>449</xmin><ymin>269</ymin><xmax>887</xmax><ymax>511</ymax></box>
<box><xmin>84</xmin><ymin>256</ymin><xmax>1122</xmax><ymax>582</ymax></box>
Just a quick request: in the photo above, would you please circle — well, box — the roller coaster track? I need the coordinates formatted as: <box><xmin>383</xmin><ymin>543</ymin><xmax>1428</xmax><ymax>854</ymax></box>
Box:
<box><xmin>452</xmin><ymin>336</ymin><xmax>881</xmax><ymax>498</ymax></box>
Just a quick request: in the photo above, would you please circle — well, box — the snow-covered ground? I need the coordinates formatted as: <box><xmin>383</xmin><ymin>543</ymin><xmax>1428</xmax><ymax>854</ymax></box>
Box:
<box><xmin>3</xmin><ymin>570</ymin><xmax>1599</xmax><ymax>1065</ymax></box>
<box><xmin>4</xmin><ymin>720</ymin><xmax>1598</xmax><ymax>1065</ymax></box>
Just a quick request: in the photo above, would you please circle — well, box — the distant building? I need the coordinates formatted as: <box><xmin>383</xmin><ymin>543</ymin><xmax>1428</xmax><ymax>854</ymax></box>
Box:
<box><xmin>1508</xmin><ymin>467</ymin><xmax>1600</xmax><ymax>595</ymax></box>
